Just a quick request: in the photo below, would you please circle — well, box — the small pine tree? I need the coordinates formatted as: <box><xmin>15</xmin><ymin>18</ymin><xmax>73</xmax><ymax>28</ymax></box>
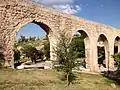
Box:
<box><xmin>55</xmin><ymin>31</ymin><xmax>78</xmax><ymax>86</ymax></box>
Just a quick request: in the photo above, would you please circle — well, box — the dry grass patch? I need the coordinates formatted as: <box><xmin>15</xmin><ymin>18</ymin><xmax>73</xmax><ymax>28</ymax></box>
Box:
<box><xmin>0</xmin><ymin>68</ymin><xmax>120</xmax><ymax>90</ymax></box>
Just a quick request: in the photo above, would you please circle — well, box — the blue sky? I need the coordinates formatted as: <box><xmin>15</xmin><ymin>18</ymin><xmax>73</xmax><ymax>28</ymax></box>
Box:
<box><xmin>17</xmin><ymin>0</ymin><xmax>120</xmax><ymax>39</ymax></box>
<box><xmin>17</xmin><ymin>23</ymin><xmax>46</xmax><ymax>39</ymax></box>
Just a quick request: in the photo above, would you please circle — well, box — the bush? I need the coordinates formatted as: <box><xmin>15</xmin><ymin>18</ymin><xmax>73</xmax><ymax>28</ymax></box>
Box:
<box><xmin>113</xmin><ymin>53</ymin><xmax>120</xmax><ymax>73</ymax></box>
<box><xmin>0</xmin><ymin>52</ymin><xmax>5</xmax><ymax>67</ymax></box>
<box><xmin>22</xmin><ymin>45</ymin><xmax>42</xmax><ymax>63</ymax></box>
<box><xmin>44</xmin><ymin>39</ymin><xmax>50</xmax><ymax>60</ymax></box>
<box><xmin>14</xmin><ymin>49</ymin><xmax>20</xmax><ymax>62</ymax></box>
<box><xmin>55</xmin><ymin>32</ymin><xmax>78</xmax><ymax>86</ymax></box>
<box><xmin>71</xmin><ymin>34</ymin><xmax>85</xmax><ymax>58</ymax></box>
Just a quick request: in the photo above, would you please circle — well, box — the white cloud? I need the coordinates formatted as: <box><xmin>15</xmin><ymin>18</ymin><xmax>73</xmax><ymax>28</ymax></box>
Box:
<box><xmin>34</xmin><ymin>0</ymin><xmax>74</xmax><ymax>5</ymax></box>
<box><xmin>52</xmin><ymin>4</ymin><xmax>81</xmax><ymax>14</ymax></box>
<box><xmin>75</xmin><ymin>5</ymin><xmax>81</xmax><ymax>11</ymax></box>
<box><xmin>32</xmin><ymin>0</ymin><xmax>81</xmax><ymax>14</ymax></box>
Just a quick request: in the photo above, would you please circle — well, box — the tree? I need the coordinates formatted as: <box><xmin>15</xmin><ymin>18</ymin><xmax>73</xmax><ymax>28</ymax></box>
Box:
<box><xmin>71</xmin><ymin>34</ymin><xmax>85</xmax><ymax>58</ymax></box>
<box><xmin>0</xmin><ymin>45</ymin><xmax>5</xmax><ymax>67</ymax></box>
<box><xmin>44</xmin><ymin>38</ymin><xmax>50</xmax><ymax>60</ymax></box>
<box><xmin>113</xmin><ymin>53</ymin><xmax>120</xmax><ymax>73</ymax></box>
<box><xmin>22</xmin><ymin>45</ymin><xmax>39</xmax><ymax>63</ymax></box>
<box><xmin>0</xmin><ymin>52</ymin><xmax>4</xmax><ymax>67</ymax></box>
<box><xmin>14</xmin><ymin>49</ymin><xmax>20</xmax><ymax>63</ymax></box>
<box><xmin>29</xmin><ymin>36</ymin><xmax>36</xmax><ymax>41</ymax></box>
<box><xmin>55</xmin><ymin>32</ymin><xmax>78</xmax><ymax>86</ymax></box>
<box><xmin>13</xmin><ymin>49</ymin><xmax>21</xmax><ymax>68</ymax></box>
<box><xmin>98</xmin><ymin>47</ymin><xmax>105</xmax><ymax>67</ymax></box>
<box><xmin>18</xmin><ymin>36</ymin><xmax>26</xmax><ymax>43</ymax></box>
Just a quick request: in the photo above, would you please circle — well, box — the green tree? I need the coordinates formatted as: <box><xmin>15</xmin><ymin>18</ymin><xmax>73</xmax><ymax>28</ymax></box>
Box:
<box><xmin>71</xmin><ymin>34</ymin><xmax>85</xmax><ymax>58</ymax></box>
<box><xmin>44</xmin><ymin>38</ymin><xmax>50</xmax><ymax>60</ymax></box>
<box><xmin>14</xmin><ymin>49</ymin><xmax>20</xmax><ymax>63</ymax></box>
<box><xmin>98</xmin><ymin>47</ymin><xmax>105</xmax><ymax>67</ymax></box>
<box><xmin>37</xmin><ymin>50</ymin><xmax>44</xmax><ymax>60</ymax></box>
<box><xmin>0</xmin><ymin>52</ymin><xmax>4</xmax><ymax>67</ymax></box>
<box><xmin>22</xmin><ymin>45</ymin><xmax>39</xmax><ymax>63</ymax></box>
<box><xmin>18</xmin><ymin>36</ymin><xmax>26</xmax><ymax>43</ymax></box>
<box><xmin>55</xmin><ymin>32</ymin><xmax>78</xmax><ymax>86</ymax></box>
<box><xmin>29</xmin><ymin>36</ymin><xmax>36</xmax><ymax>41</ymax></box>
<box><xmin>113</xmin><ymin>53</ymin><xmax>120</xmax><ymax>73</ymax></box>
<box><xmin>0</xmin><ymin>45</ymin><xmax>5</xmax><ymax>67</ymax></box>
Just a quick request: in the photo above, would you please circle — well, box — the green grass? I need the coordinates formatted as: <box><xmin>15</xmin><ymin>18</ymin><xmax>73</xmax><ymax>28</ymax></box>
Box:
<box><xmin>0</xmin><ymin>68</ymin><xmax>120</xmax><ymax>90</ymax></box>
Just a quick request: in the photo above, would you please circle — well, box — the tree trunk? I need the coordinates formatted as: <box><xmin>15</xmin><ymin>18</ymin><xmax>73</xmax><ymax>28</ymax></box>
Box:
<box><xmin>67</xmin><ymin>73</ymin><xmax>70</xmax><ymax>86</ymax></box>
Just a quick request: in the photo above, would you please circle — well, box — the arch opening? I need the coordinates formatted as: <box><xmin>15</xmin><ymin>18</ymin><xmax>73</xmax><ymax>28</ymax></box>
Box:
<box><xmin>14</xmin><ymin>21</ymin><xmax>51</xmax><ymax>68</ymax></box>
<box><xmin>97</xmin><ymin>34</ymin><xmax>109</xmax><ymax>70</ymax></box>
<box><xmin>71</xmin><ymin>30</ymin><xmax>90</xmax><ymax>69</ymax></box>
<box><xmin>114</xmin><ymin>36</ymin><xmax>120</xmax><ymax>54</ymax></box>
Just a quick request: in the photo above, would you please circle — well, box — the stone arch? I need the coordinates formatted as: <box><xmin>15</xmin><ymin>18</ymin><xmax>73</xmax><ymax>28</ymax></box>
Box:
<box><xmin>5</xmin><ymin>19</ymin><xmax>53</xmax><ymax>67</ymax></box>
<box><xmin>15</xmin><ymin>19</ymin><xmax>52</xmax><ymax>35</ymax></box>
<box><xmin>72</xmin><ymin>29</ymin><xmax>91</xmax><ymax>69</ymax></box>
<box><xmin>114</xmin><ymin>36</ymin><xmax>120</xmax><ymax>54</ymax></box>
<box><xmin>97</xmin><ymin>34</ymin><xmax>109</xmax><ymax>69</ymax></box>
<box><xmin>2</xmin><ymin>2</ymin><xmax>60</xmax><ymax>67</ymax></box>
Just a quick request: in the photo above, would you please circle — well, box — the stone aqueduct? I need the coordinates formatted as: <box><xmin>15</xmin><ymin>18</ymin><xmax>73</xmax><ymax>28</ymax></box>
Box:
<box><xmin>0</xmin><ymin>0</ymin><xmax>120</xmax><ymax>72</ymax></box>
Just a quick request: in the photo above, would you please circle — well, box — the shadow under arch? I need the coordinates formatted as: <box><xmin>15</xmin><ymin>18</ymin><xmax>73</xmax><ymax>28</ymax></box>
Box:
<box><xmin>72</xmin><ymin>29</ymin><xmax>91</xmax><ymax>69</ymax></box>
<box><xmin>0</xmin><ymin>44</ymin><xmax>5</xmax><ymax>66</ymax></box>
<box><xmin>114</xmin><ymin>36</ymin><xmax>120</xmax><ymax>54</ymax></box>
<box><xmin>97</xmin><ymin>34</ymin><xmax>109</xmax><ymax>70</ymax></box>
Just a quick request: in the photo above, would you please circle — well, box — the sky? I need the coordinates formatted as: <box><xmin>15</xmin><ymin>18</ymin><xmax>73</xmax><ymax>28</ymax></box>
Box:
<box><xmin>17</xmin><ymin>0</ymin><xmax>120</xmax><ymax>39</ymax></box>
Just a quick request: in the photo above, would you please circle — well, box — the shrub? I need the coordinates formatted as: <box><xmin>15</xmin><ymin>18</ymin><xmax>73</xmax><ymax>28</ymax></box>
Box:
<box><xmin>55</xmin><ymin>31</ymin><xmax>78</xmax><ymax>86</ymax></box>
<box><xmin>14</xmin><ymin>49</ymin><xmax>20</xmax><ymax>62</ymax></box>
<box><xmin>113</xmin><ymin>53</ymin><xmax>120</xmax><ymax>73</ymax></box>
<box><xmin>22</xmin><ymin>45</ymin><xmax>42</xmax><ymax>63</ymax></box>
<box><xmin>44</xmin><ymin>38</ymin><xmax>50</xmax><ymax>60</ymax></box>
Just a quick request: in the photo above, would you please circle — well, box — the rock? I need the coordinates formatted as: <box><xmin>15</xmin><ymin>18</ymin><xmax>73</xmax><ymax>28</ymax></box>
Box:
<box><xmin>111</xmin><ymin>83</ymin><xmax>116</xmax><ymax>88</ymax></box>
<box><xmin>17</xmin><ymin>64</ymin><xmax>24</xmax><ymax>69</ymax></box>
<box><xmin>44</xmin><ymin>61</ymin><xmax>53</xmax><ymax>70</ymax></box>
<box><xmin>44</xmin><ymin>66</ymin><xmax>51</xmax><ymax>69</ymax></box>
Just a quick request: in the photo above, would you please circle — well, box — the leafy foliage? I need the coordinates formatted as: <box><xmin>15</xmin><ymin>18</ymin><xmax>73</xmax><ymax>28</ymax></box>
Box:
<box><xmin>113</xmin><ymin>53</ymin><xmax>120</xmax><ymax>73</ymax></box>
<box><xmin>98</xmin><ymin>47</ymin><xmax>105</xmax><ymax>65</ymax></box>
<box><xmin>44</xmin><ymin>38</ymin><xmax>50</xmax><ymax>60</ymax></box>
<box><xmin>14</xmin><ymin>49</ymin><xmax>20</xmax><ymax>62</ymax></box>
<box><xmin>29</xmin><ymin>36</ymin><xmax>36</xmax><ymax>41</ymax></box>
<box><xmin>18</xmin><ymin>36</ymin><xmax>26</xmax><ymax>43</ymax></box>
<box><xmin>71</xmin><ymin>34</ymin><xmax>85</xmax><ymax>58</ymax></box>
<box><xmin>55</xmin><ymin>32</ymin><xmax>78</xmax><ymax>86</ymax></box>
<box><xmin>18</xmin><ymin>36</ymin><xmax>37</xmax><ymax>43</ymax></box>
<box><xmin>22</xmin><ymin>45</ymin><xmax>41</xmax><ymax>63</ymax></box>
<box><xmin>0</xmin><ymin>52</ymin><xmax>4</xmax><ymax>67</ymax></box>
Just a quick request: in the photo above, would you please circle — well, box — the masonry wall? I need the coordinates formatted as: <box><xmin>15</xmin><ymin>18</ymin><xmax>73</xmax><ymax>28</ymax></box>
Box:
<box><xmin>0</xmin><ymin>0</ymin><xmax>120</xmax><ymax>71</ymax></box>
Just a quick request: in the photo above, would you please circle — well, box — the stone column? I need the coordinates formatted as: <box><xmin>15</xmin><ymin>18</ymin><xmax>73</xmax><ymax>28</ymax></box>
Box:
<box><xmin>48</xmin><ymin>34</ymin><xmax>57</xmax><ymax>61</ymax></box>
<box><xmin>84</xmin><ymin>37</ymin><xmax>90</xmax><ymax>69</ymax></box>
<box><xmin>4</xmin><ymin>38</ymin><xmax>12</xmax><ymax>67</ymax></box>
<box><xmin>90</xmin><ymin>39</ymin><xmax>99</xmax><ymax>72</ymax></box>
<box><xmin>104</xmin><ymin>42</ymin><xmax>109</xmax><ymax>68</ymax></box>
<box><xmin>4</xmin><ymin>32</ymin><xmax>15</xmax><ymax>68</ymax></box>
<box><xmin>118</xmin><ymin>41</ymin><xmax>120</xmax><ymax>53</ymax></box>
